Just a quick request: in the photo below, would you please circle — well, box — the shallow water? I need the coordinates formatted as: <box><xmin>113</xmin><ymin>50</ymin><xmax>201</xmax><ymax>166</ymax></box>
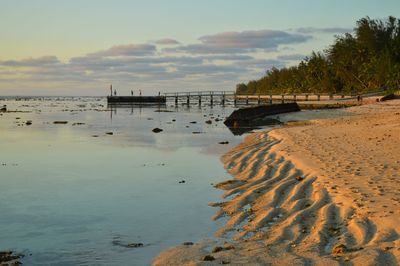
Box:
<box><xmin>0</xmin><ymin>97</ymin><xmax>247</xmax><ymax>265</ymax></box>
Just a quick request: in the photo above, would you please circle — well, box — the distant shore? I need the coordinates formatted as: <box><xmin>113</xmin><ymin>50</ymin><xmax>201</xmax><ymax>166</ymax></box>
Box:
<box><xmin>153</xmin><ymin>99</ymin><xmax>400</xmax><ymax>265</ymax></box>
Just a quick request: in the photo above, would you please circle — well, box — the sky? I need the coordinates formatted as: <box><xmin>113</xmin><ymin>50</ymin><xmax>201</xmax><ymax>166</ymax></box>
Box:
<box><xmin>0</xmin><ymin>0</ymin><xmax>399</xmax><ymax>96</ymax></box>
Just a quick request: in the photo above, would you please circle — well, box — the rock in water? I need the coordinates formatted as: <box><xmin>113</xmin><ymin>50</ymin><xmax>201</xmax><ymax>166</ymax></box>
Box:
<box><xmin>152</xmin><ymin>128</ymin><xmax>163</xmax><ymax>133</ymax></box>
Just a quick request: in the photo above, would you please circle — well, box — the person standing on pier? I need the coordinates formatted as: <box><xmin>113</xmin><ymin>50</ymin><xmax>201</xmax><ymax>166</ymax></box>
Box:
<box><xmin>131</xmin><ymin>90</ymin><xmax>133</xmax><ymax>96</ymax></box>
<box><xmin>110</xmin><ymin>84</ymin><xmax>113</xmax><ymax>96</ymax></box>
<box><xmin>114</xmin><ymin>89</ymin><xmax>117</xmax><ymax>96</ymax></box>
<box><xmin>139</xmin><ymin>89</ymin><xmax>142</xmax><ymax>96</ymax></box>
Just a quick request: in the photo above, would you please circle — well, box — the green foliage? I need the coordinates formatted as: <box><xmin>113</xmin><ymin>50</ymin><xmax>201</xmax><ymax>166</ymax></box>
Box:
<box><xmin>237</xmin><ymin>16</ymin><xmax>400</xmax><ymax>95</ymax></box>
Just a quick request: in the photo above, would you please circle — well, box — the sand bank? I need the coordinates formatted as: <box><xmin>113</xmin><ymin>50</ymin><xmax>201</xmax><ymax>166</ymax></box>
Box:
<box><xmin>153</xmin><ymin>100</ymin><xmax>400</xmax><ymax>265</ymax></box>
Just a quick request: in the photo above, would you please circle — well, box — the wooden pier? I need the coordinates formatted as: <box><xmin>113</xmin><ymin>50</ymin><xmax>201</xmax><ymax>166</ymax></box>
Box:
<box><xmin>162</xmin><ymin>91</ymin><xmax>358</xmax><ymax>106</ymax></box>
<box><xmin>107</xmin><ymin>96</ymin><xmax>166</xmax><ymax>104</ymax></box>
<box><xmin>163</xmin><ymin>91</ymin><xmax>235</xmax><ymax>106</ymax></box>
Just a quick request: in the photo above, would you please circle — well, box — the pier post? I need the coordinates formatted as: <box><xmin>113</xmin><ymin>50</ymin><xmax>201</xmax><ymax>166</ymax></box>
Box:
<box><xmin>175</xmin><ymin>94</ymin><xmax>178</xmax><ymax>105</ymax></box>
<box><xmin>294</xmin><ymin>94</ymin><xmax>297</xmax><ymax>102</ymax></box>
<box><xmin>222</xmin><ymin>93</ymin><xmax>225</xmax><ymax>106</ymax></box>
<box><xmin>281</xmin><ymin>94</ymin><xmax>285</xmax><ymax>104</ymax></box>
<box><xmin>187</xmin><ymin>94</ymin><xmax>190</xmax><ymax>106</ymax></box>
<box><xmin>246</xmin><ymin>95</ymin><xmax>249</xmax><ymax>105</ymax></box>
<box><xmin>198</xmin><ymin>95</ymin><xmax>202</xmax><ymax>106</ymax></box>
<box><xmin>270</xmin><ymin>94</ymin><xmax>272</xmax><ymax>104</ymax></box>
<box><xmin>317</xmin><ymin>94</ymin><xmax>320</xmax><ymax>101</ymax></box>
<box><xmin>305</xmin><ymin>94</ymin><xmax>309</xmax><ymax>101</ymax></box>
<box><xmin>258</xmin><ymin>94</ymin><xmax>261</xmax><ymax>105</ymax></box>
<box><xmin>210</xmin><ymin>92</ymin><xmax>213</xmax><ymax>105</ymax></box>
<box><xmin>234</xmin><ymin>93</ymin><xmax>237</xmax><ymax>106</ymax></box>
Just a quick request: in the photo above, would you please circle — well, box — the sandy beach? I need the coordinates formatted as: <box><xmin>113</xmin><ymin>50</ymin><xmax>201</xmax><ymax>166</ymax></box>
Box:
<box><xmin>153</xmin><ymin>99</ymin><xmax>400</xmax><ymax>265</ymax></box>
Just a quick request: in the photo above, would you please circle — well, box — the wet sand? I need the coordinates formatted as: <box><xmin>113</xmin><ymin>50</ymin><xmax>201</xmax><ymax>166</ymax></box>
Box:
<box><xmin>153</xmin><ymin>99</ymin><xmax>400</xmax><ymax>265</ymax></box>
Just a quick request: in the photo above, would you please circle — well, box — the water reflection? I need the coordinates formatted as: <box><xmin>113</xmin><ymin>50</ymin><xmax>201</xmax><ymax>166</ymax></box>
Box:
<box><xmin>0</xmin><ymin>97</ymin><xmax>246</xmax><ymax>266</ymax></box>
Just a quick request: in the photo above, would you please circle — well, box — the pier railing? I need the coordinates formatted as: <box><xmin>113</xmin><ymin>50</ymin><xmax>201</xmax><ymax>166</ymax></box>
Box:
<box><xmin>159</xmin><ymin>90</ymin><xmax>384</xmax><ymax>106</ymax></box>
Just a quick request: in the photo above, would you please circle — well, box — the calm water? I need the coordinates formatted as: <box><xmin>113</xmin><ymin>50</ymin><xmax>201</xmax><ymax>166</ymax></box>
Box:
<box><xmin>0</xmin><ymin>97</ymin><xmax>349</xmax><ymax>265</ymax></box>
<box><xmin>0</xmin><ymin>97</ymin><xmax>250</xmax><ymax>265</ymax></box>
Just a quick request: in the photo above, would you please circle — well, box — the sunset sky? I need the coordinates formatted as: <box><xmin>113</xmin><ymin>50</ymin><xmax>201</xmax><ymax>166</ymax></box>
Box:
<box><xmin>1</xmin><ymin>0</ymin><xmax>399</xmax><ymax>96</ymax></box>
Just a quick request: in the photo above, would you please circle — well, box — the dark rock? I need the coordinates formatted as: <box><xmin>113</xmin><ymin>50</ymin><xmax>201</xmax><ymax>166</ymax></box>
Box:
<box><xmin>295</xmin><ymin>176</ymin><xmax>304</xmax><ymax>181</ymax></box>
<box><xmin>202</xmin><ymin>255</ymin><xmax>215</xmax><ymax>261</ymax></box>
<box><xmin>183</xmin><ymin>242</ymin><xmax>193</xmax><ymax>246</ymax></box>
<box><xmin>92</xmin><ymin>135</ymin><xmax>99</xmax><ymax>137</ymax></box>
<box><xmin>218</xmin><ymin>141</ymin><xmax>229</xmax><ymax>144</ymax></box>
<box><xmin>0</xmin><ymin>251</ymin><xmax>22</xmax><ymax>264</ymax></box>
<box><xmin>72</xmin><ymin>122</ymin><xmax>85</xmax><ymax>126</ymax></box>
<box><xmin>189</xmin><ymin>121</ymin><xmax>197</xmax><ymax>124</ymax></box>
<box><xmin>112</xmin><ymin>240</ymin><xmax>144</xmax><ymax>248</ymax></box>
<box><xmin>105</xmin><ymin>132</ymin><xmax>113</xmax><ymax>135</ymax></box>
<box><xmin>205</xmin><ymin>120</ymin><xmax>212</xmax><ymax>124</ymax></box>
<box><xmin>192</xmin><ymin>131</ymin><xmax>202</xmax><ymax>134</ymax></box>
<box><xmin>53</xmin><ymin>121</ymin><xmax>68</xmax><ymax>124</ymax></box>
<box><xmin>212</xmin><ymin>246</ymin><xmax>224</xmax><ymax>253</ymax></box>
<box><xmin>172</xmin><ymin>119</ymin><xmax>176</xmax><ymax>122</ymax></box>
<box><xmin>152</xmin><ymin>128</ymin><xmax>163</xmax><ymax>133</ymax></box>
<box><xmin>179</xmin><ymin>180</ymin><xmax>186</xmax><ymax>184</ymax></box>
<box><xmin>25</xmin><ymin>120</ymin><xmax>32</xmax><ymax>125</ymax></box>
<box><xmin>126</xmin><ymin>243</ymin><xmax>144</xmax><ymax>248</ymax></box>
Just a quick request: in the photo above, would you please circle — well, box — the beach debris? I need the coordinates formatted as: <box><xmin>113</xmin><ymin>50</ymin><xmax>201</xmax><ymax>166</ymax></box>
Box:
<box><xmin>328</xmin><ymin>227</ymin><xmax>341</xmax><ymax>237</ymax></box>
<box><xmin>189</xmin><ymin>121</ymin><xmax>197</xmax><ymax>124</ymax></box>
<box><xmin>295</xmin><ymin>176</ymin><xmax>304</xmax><ymax>181</ymax></box>
<box><xmin>208</xmin><ymin>202</ymin><xmax>227</xmax><ymax>207</ymax></box>
<box><xmin>53</xmin><ymin>121</ymin><xmax>68</xmax><ymax>124</ymax></box>
<box><xmin>0</xmin><ymin>105</ymin><xmax>6</xmax><ymax>112</ymax></box>
<box><xmin>25</xmin><ymin>120</ymin><xmax>32</xmax><ymax>125</ymax></box>
<box><xmin>218</xmin><ymin>141</ymin><xmax>229</xmax><ymax>144</ymax></box>
<box><xmin>202</xmin><ymin>255</ymin><xmax>215</xmax><ymax>261</ymax></box>
<box><xmin>214</xmin><ymin>180</ymin><xmax>246</xmax><ymax>190</ymax></box>
<box><xmin>183</xmin><ymin>242</ymin><xmax>193</xmax><ymax>246</ymax></box>
<box><xmin>152</xmin><ymin>128</ymin><xmax>163</xmax><ymax>133</ymax></box>
<box><xmin>212</xmin><ymin>245</ymin><xmax>235</xmax><ymax>253</ymax></box>
<box><xmin>192</xmin><ymin>131</ymin><xmax>202</xmax><ymax>134</ymax></box>
<box><xmin>332</xmin><ymin>243</ymin><xmax>348</xmax><ymax>256</ymax></box>
<box><xmin>105</xmin><ymin>132</ymin><xmax>113</xmax><ymax>135</ymax></box>
<box><xmin>72</xmin><ymin>122</ymin><xmax>85</xmax><ymax>126</ymax></box>
<box><xmin>91</xmin><ymin>135</ymin><xmax>99</xmax><ymax>137</ymax></box>
<box><xmin>178</xmin><ymin>180</ymin><xmax>186</xmax><ymax>184</ymax></box>
<box><xmin>205</xmin><ymin>120</ymin><xmax>212</xmax><ymax>124</ymax></box>
<box><xmin>172</xmin><ymin>119</ymin><xmax>176</xmax><ymax>122</ymax></box>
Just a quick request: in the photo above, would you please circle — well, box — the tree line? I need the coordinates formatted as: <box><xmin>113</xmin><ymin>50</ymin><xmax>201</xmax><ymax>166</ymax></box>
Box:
<box><xmin>236</xmin><ymin>16</ymin><xmax>400</xmax><ymax>95</ymax></box>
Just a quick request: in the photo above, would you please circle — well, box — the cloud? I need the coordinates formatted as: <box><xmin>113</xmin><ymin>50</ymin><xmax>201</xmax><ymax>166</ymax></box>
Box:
<box><xmin>0</xmin><ymin>56</ymin><xmax>60</xmax><ymax>67</ymax></box>
<box><xmin>0</xmin><ymin>29</ymin><xmax>323</xmax><ymax>95</ymax></box>
<box><xmin>154</xmin><ymin>38</ymin><xmax>180</xmax><ymax>45</ymax></box>
<box><xmin>87</xmin><ymin>44</ymin><xmax>156</xmax><ymax>57</ymax></box>
<box><xmin>277</xmin><ymin>54</ymin><xmax>307</xmax><ymax>61</ymax></box>
<box><xmin>295</xmin><ymin>27</ymin><xmax>352</xmax><ymax>34</ymax></box>
<box><xmin>165</xmin><ymin>30</ymin><xmax>311</xmax><ymax>54</ymax></box>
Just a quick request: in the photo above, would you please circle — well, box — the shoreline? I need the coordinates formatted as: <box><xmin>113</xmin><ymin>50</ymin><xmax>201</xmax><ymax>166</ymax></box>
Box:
<box><xmin>153</xmin><ymin>100</ymin><xmax>400</xmax><ymax>265</ymax></box>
